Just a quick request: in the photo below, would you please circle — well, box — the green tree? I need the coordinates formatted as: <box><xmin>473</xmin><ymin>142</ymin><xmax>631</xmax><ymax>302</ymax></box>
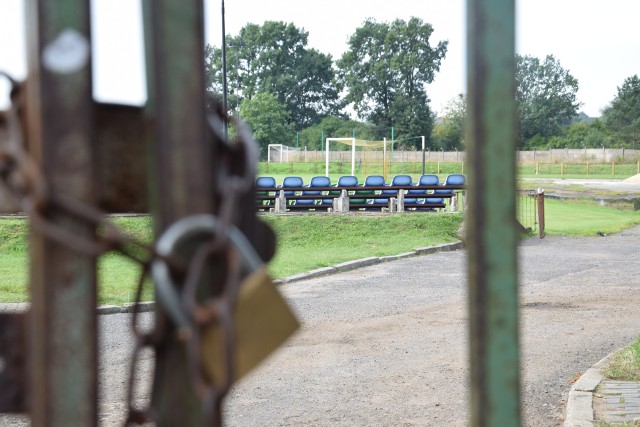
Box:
<box><xmin>515</xmin><ymin>54</ymin><xmax>581</xmax><ymax>147</ymax></box>
<box><xmin>239</xmin><ymin>91</ymin><xmax>294</xmax><ymax>157</ymax></box>
<box><xmin>205</xmin><ymin>21</ymin><xmax>343</xmax><ymax>127</ymax></box>
<box><xmin>298</xmin><ymin>117</ymin><xmax>377</xmax><ymax>150</ymax></box>
<box><xmin>431</xmin><ymin>94</ymin><xmax>466</xmax><ymax>150</ymax></box>
<box><xmin>337</xmin><ymin>17</ymin><xmax>447</xmax><ymax>142</ymax></box>
<box><xmin>603</xmin><ymin>75</ymin><xmax>640</xmax><ymax>149</ymax></box>
<box><xmin>546</xmin><ymin>119</ymin><xmax>609</xmax><ymax>149</ymax></box>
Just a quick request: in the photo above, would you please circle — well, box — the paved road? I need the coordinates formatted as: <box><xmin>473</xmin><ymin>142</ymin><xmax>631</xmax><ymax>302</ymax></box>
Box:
<box><xmin>2</xmin><ymin>227</ymin><xmax>640</xmax><ymax>426</ymax></box>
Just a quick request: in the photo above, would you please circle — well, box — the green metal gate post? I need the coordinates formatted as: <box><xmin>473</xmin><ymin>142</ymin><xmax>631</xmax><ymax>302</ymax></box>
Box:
<box><xmin>467</xmin><ymin>0</ymin><xmax>520</xmax><ymax>425</ymax></box>
<box><xmin>143</xmin><ymin>0</ymin><xmax>214</xmax><ymax>424</ymax></box>
<box><xmin>25</xmin><ymin>0</ymin><xmax>98</xmax><ymax>425</ymax></box>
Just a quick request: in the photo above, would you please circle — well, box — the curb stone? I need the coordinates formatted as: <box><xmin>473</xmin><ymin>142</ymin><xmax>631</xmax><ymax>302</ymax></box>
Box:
<box><xmin>379</xmin><ymin>252</ymin><xmax>417</xmax><ymax>263</ymax></box>
<box><xmin>97</xmin><ymin>305</ymin><xmax>122</xmax><ymax>315</ymax></box>
<box><xmin>414</xmin><ymin>241</ymin><xmax>465</xmax><ymax>255</ymax></box>
<box><xmin>564</xmin><ymin>350</ymin><xmax>617</xmax><ymax>427</ymax></box>
<box><xmin>281</xmin><ymin>267</ymin><xmax>338</xmax><ymax>284</ymax></box>
<box><xmin>120</xmin><ymin>302</ymin><xmax>155</xmax><ymax>313</ymax></box>
<box><xmin>0</xmin><ymin>240</ymin><xmax>465</xmax><ymax>315</ymax></box>
<box><xmin>334</xmin><ymin>257</ymin><xmax>380</xmax><ymax>272</ymax></box>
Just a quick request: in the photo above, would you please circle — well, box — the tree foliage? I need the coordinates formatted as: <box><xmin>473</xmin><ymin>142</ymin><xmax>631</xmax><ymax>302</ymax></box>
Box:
<box><xmin>238</xmin><ymin>91</ymin><xmax>294</xmax><ymax>157</ymax></box>
<box><xmin>297</xmin><ymin>117</ymin><xmax>377</xmax><ymax>150</ymax></box>
<box><xmin>205</xmin><ymin>21</ymin><xmax>343</xmax><ymax>127</ymax></box>
<box><xmin>515</xmin><ymin>54</ymin><xmax>581</xmax><ymax>147</ymax></box>
<box><xmin>603</xmin><ymin>75</ymin><xmax>640</xmax><ymax>149</ymax></box>
<box><xmin>432</xmin><ymin>94</ymin><xmax>466</xmax><ymax>150</ymax></box>
<box><xmin>337</xmin><ymin>17</ymin><xmax>447</xmax><ymax>142</ymax></box>
<box><xmin>546</xmin><ymin>119</ymin><xmax>609</xmax><ymax>149</ymax></box>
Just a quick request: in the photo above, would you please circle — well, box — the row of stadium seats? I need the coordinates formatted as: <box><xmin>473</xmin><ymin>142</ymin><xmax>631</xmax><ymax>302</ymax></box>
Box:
<box><xmin>256</xmin><ymin>174</ymin><xmax>465</xmax><ymax>212</ymax></box>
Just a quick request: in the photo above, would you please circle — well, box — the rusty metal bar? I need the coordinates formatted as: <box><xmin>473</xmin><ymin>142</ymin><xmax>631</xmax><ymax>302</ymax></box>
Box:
<box><xmin>466</xmin><ymin>0</ymin><xmax>520</xmax><ymax>426</ymax></box>
<box><xmin>0</xmin><ymin>312</ymin><xmax>29</xmax><ymax>413</ymax></box>
<box><xmin>24</xmin><ymin>0</ymin><xmax>98</xmax><ymax>425</ymax></box>
<box><xmin>142</xmin><ymin>0</ymin><xmax>214</xmax><ymax>424</ymax></box>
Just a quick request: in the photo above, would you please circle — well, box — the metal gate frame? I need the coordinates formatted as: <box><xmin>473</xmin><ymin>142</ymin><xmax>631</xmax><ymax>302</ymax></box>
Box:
<box><xmin>0</xmin><ymin>0</ymin><xmax>521</xmax><ymax>425</ymax></box>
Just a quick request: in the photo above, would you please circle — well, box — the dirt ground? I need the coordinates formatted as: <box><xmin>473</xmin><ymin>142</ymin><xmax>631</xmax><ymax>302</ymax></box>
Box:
<box><xmin>2</xmin><ymin>227</ymin><xmax>640</xmax><ymax>426</ymax></box>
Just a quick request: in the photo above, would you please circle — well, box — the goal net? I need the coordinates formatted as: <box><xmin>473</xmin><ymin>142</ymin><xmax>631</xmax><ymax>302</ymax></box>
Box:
<box><xmin>325</xmin><ymin>138</ymin><xmax>392</xmax><ymax>177</ymax></box>
<box><xmin>267</xmin><ymin>144</ymin><xmax>302</xmax><ymax>163</ymax></box>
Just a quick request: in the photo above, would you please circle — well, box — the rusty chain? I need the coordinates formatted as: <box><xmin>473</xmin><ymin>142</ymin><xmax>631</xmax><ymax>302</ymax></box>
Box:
<box><xmin>0</xmin><ymin>72</ymin><xmax>263</xmax><ymax>426</ymax></box>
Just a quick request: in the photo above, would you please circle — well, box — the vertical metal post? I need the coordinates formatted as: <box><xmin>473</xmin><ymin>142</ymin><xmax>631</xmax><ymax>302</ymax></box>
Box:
<box><xmin>537</xmin><ymin>189</ymin><xmax>545</xmax><ymax>239</ymax></box>
<box><xmin>25</xmin><ymin>0</ymin><xmax>97</xmax><ymax>425</ymax></box>
<box><xmin>143</xmin><ymin>0</ymin><xmax>213</xmax><ymax>425</ymax></box>
<box><xmin>467</xmin><ymin>0</ymin><xmax>520</xmax><ymax>426</ymax></box>
<box><xmin>421</xmin><ymin>135</ymin><xmax>426</xmax><ymax>175</ymax></box>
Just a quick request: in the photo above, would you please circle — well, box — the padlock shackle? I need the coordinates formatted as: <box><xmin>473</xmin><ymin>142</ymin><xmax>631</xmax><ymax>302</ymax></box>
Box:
<box><xmin>151</xmin><ymin>214</ymin><xmax>263</xmax><ymax>331</ymax></box>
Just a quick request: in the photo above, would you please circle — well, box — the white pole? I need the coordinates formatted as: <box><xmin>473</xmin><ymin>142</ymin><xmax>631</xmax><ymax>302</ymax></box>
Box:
<box><xmin>383</xmin><ymin>137</ymin><xmax>387</xmax><ymax>179</ymax></box>
<box><xmin>268</xmin><ymin>145</ymin><xmax>271</xmax><ymax>163</ymax></box>
<box><xmin>351</xmin><ymin>138</ymin><xmax>356</xmax><ymax>176</ymax></box>
<box><xmin>325</xmin><ymin>139</ymin><xmax>329</xmax><ymax>177</ymax></box>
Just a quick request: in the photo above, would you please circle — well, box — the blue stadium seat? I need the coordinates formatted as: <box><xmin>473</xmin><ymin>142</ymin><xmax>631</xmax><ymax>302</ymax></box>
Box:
<box><xmin>256</xmin><ymin>176</ymin><xmax>277</xmax><ymax>209</ymax></box>
<box><xmin>387</xmin><ymin>174</ymin><xmax>414</xmax><ymax>203</ymax></box>
<box><xmin>434</xmin><ymin>173</ymin><xmax>465</xmax><ymax>197</ymax></box>
<box><xmin>335</xmin><ymin>176</ymin><xmax>364</xmax><ymax>206</ymax></box>
<box><xmin>364</xmin><ymin>175</ymin><xmax>387</xmax><ymax>207</ymax></box>
<box><xmin>337</xmin><ymin>175</ymin><xmax>358</xmax><ymax>187</ymax></box>
<box><xmin>305</xmin><ymin>175</ymin><xmax>332</xmax><ymax>206</ymax></box>
<box><xmin>281</xmin><ymin>176</ymin><xmax>304</xmax><ymax>205</ymax></box>
<box><xmin>256</xmin><ymin>176</ymin><xmax>276</xmax><ymax>188</ymax></box>
<box><xmin>407</xmin><ymin>174</ymin><xmax>439</xmax><ymax>203</ymax></box>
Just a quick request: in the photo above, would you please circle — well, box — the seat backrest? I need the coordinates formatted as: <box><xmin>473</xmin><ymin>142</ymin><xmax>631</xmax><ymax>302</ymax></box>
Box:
<box><xmin>445</xmin><ymin>174</ymin><xmax>465</xmax><ymax>186</ymax></box>
<box><xmin>256</xmin><ymin>176</ymin><xmax>276</xmax><ymax>188</ymax></box>
<box><xmin>391</xmin><ymin>175</ymin><xmax>412</xmax><ymax>186</ymax></box>
<box><xmin>364</xmin><ymin>175</ymin><xmax>385</xmax><ymax>186</ymax></box>
<box><xmin>309</xmin><ymin>176</ymin><xmax>331</xmax><ymax>187</ymax></box>
<box><xmin>282</xmin><ymin>176</ymin><xmax>304</xmax><ymax>188</ymax></box>
<box><xmin>418</xmin><ymin>174</ymin><xmax>439</xmax><ymax>186</ymax></box>
<box><xmin>337</xmin><ymin>175</ymin><xmax>358</xmax><ymax>186</ymax></box>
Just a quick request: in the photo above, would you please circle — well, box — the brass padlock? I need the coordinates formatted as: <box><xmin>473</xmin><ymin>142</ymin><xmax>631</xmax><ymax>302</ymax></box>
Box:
<box><xmin>200</xmin><ymin>266</ymin><xmax>298</xmax><ymax>385</ymax></box>
<box><xmin>152</xmin><ymin>214</ymin><xmax>299</xmax><ymax>388</ymax></box>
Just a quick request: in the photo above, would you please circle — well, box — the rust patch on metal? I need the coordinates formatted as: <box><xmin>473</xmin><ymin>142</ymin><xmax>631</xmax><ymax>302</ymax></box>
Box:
<box><xmin>94</xmin><ymin>103</ymin><xmax>150</xmax><ymax>213</ymax></box>
<box><xmin>0</xmin><ymin>312</ymin><xmax>29</xmax><ymax>413</ymax></box>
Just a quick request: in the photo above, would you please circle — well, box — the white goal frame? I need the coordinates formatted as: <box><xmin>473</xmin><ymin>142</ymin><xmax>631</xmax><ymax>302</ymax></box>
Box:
<box><xmin>325</xmin><ymin>138</ymin><xmax>356</xmax><ymax>177</ymax></box>
<box><xmin>267</xmin><ymin>144</ymin><xmax>299</xmax><ymax>163</ymax></box>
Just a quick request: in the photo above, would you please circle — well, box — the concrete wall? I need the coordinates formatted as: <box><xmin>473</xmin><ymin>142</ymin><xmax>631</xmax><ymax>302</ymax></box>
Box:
<box><xmin>276</xmin><ymin>148</ymin><xmax>640</xmax><ymax>164</ymax></box>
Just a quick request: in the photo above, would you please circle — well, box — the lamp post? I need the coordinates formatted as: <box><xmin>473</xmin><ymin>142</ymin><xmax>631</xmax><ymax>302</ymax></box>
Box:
<box><xmin>221</xmin><ymin>0</ymin><xmax>228</xmax><ymax>139</ymax></box>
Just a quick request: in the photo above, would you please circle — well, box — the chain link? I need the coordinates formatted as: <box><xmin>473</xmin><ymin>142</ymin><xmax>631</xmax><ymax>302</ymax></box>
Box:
<box><xmin>1</xmin><ymin>72</ymin><xmax>262</xmax><ymax>426</ymax></box>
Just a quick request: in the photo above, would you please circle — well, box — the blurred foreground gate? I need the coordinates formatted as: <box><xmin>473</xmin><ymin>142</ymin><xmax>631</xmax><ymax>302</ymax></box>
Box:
<box><xmin>0</xmin><ymin>0</ymin><xmax>522</xmax><ymax>426</ymax></box>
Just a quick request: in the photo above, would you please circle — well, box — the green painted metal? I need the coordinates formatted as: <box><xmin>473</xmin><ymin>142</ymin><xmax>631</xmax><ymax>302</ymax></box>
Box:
<box><xmin>25</xmin><ymin>0</ymin><xmax>98</xmax><ymax>425</ymax></box>
<box><xmin>143</xmin><ymin>0</ymin><xmax>213</xmax><ymax>425</ymax></box>
<box><xmin>466</xmin><ymin>0</ymin><xmax>521</xmax><ymax>426</ymax></box>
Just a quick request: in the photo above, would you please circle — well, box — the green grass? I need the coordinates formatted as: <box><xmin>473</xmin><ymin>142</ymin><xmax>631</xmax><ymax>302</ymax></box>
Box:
<box><xmin>602</xmin><ymin>336</ymin><xmax>640</xmax><ymax>382</ymax></box>
<box><xmin>261</xmin><ymin>213</ymin><xmax>462</xmax><ymax>277</ymax></box>
<box><xmin>2</xmin><ymin>194</ymin><xmax>640</xmax><ymax>304</ymax></box>
<box><xmin>544</xmin><ymin>198</ymin><xmax>640</xmax><ymax>236</ymax></box>
<box><xmin>0</xmin><ymin>213</ymin><xmax>462</xmax><ymax>304</ymax></box>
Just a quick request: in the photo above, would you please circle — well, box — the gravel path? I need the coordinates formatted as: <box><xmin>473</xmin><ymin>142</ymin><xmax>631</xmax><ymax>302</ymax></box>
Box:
<box><xmin>2</xmin><ymin>227</ymin><xmax>640</xmax><ymax>426</ymax></box>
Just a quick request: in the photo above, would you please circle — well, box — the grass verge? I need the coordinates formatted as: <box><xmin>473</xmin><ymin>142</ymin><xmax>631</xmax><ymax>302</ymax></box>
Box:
<box><xmin>0</xmin><ymin>213</ymin><xmax>462</xmax><ymax>305</ymax></box>
<box><xmin>2</xmin><ymin>195</ymin><xmax>639</xmax><ymax>305</ymax></box>
<box><xmin>544</xmin><ymin>198</ymin><xmax>640</xmax><ymax>236</ymax></box>
<box><xmin>602</xmin><ymin>336</ymin><xmax>640</xmax><ymax>382</ymax></box>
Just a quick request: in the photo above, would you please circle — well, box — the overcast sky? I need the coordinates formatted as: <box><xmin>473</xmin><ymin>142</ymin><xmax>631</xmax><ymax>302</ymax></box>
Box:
<box><xmin>1</xmin><ymin>0</ymin><xmax>639</xmax><ymax>117</ymax></box>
